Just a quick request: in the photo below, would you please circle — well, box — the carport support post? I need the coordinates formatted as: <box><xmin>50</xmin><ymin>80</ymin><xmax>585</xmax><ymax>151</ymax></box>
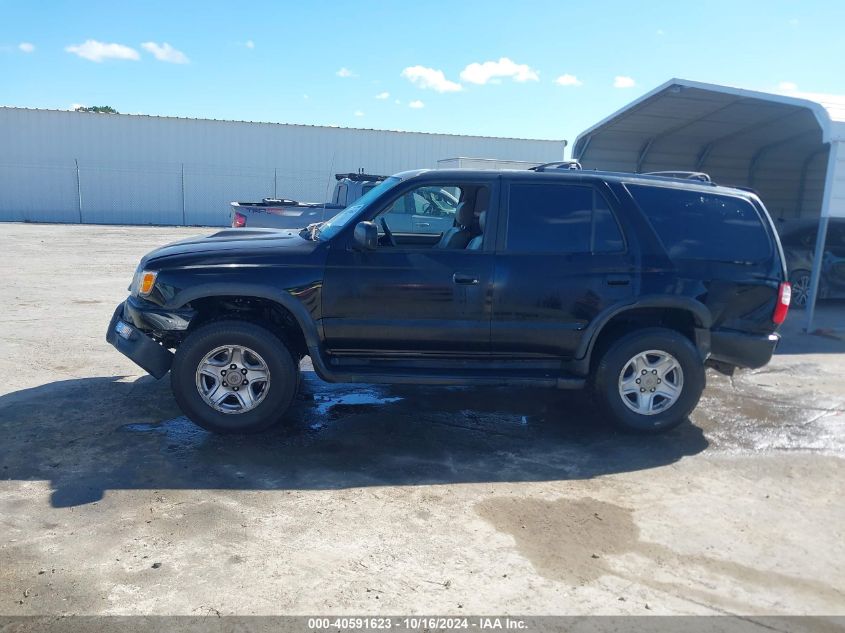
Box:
<box><xmin>804</xmin><ymin>141</ymin><xmax>840</xmax><ymax>332</ymax></box>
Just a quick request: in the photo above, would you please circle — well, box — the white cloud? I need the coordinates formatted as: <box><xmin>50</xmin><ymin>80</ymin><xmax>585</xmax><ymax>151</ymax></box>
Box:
<box><xmin>70</xmin><ymin>103</ymin><xmax>85</xmax><ymax>110</ymax></box>
<box><xmin>789</xmin><ymin>18</ymin><xmax>799</xmax><ymax>26</ymax></box>
<box><xmin>354</xmin><ymin>110</ymin><xmax>364</xmax><ymax>117</ymax></box>
<box><xmin>779</xmin><ymin>81</ymin><xmax>798</xmax><ymax>92</ymax></box>
<box><xmin>303</xmin><ymin>94</ymin><xmax>309</xmax><ymax>100</ymax></box>
<box><xmin>336</xmin><ymin>67</ymin><xmax>355</xmax><ymax>77</ymax></box>
<box><xmin>613</xmin><ymin>75</ymin><xmax>636</xmax><ymax>88</ymax></box>
<box><xmin>375</xmin><ymin>91</ymin><xmax>390</xmax><ymax>99</ymax></box>
<box><xmin>401</xmin><ymin>65</ymin><xmax>462</xmax><ymax>93</ymax></box>
<box><xmin>554</xmin><ymin>74</ymin><xmax>582</xmax><ymax>87</ymax></box>
<box><xmin>141</xmin><ymin>42</ymin><xmax>189</xmax><ymax>64</ymax></box>
<box><xmin>656</xmin><ymin>29</ymin><xmax>665</xmax><ymax>36</ymax></box>
<box><xmin>394</xmin><ymin>99</ymin><xmax>402</xmax><ymax>105</ymax></box>
<box><xmin>409</xmin><ymin>100</ymin><xmax>424</xmax><ymax>109</ymax></box>
<box><xmin>245</xmin><ymin>40</ymin><xmax>255</xmax><ymax>49</ymax></box>
<box><xmin>65</xmin><ymin>39</ymin><xmax>139</xmax><ymax>62</ymax></box>
<box><xmin>460</xmin><ymin>57</ymin><xmax>539</xmax><ymax>85</ymax></box>
<box><xmin>18</xmin><ymin>42</ymin><xmax>35</xmax><ymax>53</ymax></box>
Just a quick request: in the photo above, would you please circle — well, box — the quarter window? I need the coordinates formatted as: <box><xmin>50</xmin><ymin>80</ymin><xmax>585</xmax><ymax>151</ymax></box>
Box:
<box><xmin>627</xmin><ymin>185</ymin><xmax>771</xmax><ymax>261</ymax></box>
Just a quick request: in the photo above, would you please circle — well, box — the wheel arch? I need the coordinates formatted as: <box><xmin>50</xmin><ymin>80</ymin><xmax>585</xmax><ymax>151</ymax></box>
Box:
<box><xmin>577</xmin><ymin>296</ymin><xmax>713</xmax><ymax>373</ymax></box>
<box><xmin>173</xmin><ymin>283</ymin><xmax>323</xmax><ymax>361</ymax></box>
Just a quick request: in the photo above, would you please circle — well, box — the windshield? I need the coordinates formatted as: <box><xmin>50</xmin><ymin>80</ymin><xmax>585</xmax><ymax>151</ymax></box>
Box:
<box><xmin>317</xmin><ymin>177</ymin><xmax>402</xmax><ymax>240</ymax></box>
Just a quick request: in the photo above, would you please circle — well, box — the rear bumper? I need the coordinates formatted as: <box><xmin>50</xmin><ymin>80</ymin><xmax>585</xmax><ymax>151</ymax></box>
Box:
<box><xmin>709</xmin><ymin>329</ymin><xmax>779</xmax><ymax>369</ymax></box>
<box><xmin>106</xmin><ymin>303</ymin><xmax>174</xmax><ymax>379</ymax></box>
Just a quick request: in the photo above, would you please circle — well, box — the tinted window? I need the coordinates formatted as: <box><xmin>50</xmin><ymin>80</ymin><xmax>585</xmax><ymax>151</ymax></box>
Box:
<box><xmin>506</xmin><ymin>184</ymin><xmax>623</xmax><ymax>253</ymax></box>
<box><xmin>593</xmin><ymin>193</ymin><xmax>625</xmax><ymax>252</ymax></box>
<box><xmin>627</xmin><ymin>185</ymin><xmax>771</xmax><ymax>261</ymax></box>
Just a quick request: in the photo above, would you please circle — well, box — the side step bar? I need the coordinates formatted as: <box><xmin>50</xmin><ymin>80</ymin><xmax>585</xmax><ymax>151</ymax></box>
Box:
<box><xmin>317</xmin><ymin>368</ymin><xmax>586</xmax><ymax>390</ymax></box>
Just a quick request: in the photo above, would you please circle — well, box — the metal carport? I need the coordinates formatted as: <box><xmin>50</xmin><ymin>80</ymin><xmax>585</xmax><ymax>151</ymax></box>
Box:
<box><xmin>572</xmin><ymin>78</ymin><xmax>845</xmax><ymax>330</ymax></box>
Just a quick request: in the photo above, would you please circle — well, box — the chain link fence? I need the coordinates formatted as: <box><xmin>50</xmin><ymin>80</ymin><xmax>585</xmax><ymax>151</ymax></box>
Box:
<box><xmin>0</xmin><ymin>160</ymin><xmax>338</xmax><ymax>226</ymax></box>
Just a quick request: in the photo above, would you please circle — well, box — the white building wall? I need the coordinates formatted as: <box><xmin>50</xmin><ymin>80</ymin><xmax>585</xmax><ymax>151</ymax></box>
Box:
<box><xmin>0</xmin><ymin>108</ymin><xmax>565</xmax><ymax>226</ymax></box>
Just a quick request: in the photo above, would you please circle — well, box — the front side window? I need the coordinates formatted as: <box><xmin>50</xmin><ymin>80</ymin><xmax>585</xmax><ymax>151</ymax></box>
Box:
<box><xmin>505</xmin><ymin>183</ymin><xmax>624</xmax><ymax>253</ymax></box>
<box><xmin>376</xmin><ymin>184</ymin><xmax>462</xmax><ymax>236</ymax></box>
<box><xmin>627</xmin><ymin>184</ymin><xmax>771</xmax><ymax>262</ymax></box>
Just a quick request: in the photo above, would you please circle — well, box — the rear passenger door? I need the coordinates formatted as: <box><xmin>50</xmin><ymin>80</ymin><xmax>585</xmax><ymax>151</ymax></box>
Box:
<box><xmin>490</xmin><ymin>180</ymin><xmax>635</xmax><ymax>359</ymax></box>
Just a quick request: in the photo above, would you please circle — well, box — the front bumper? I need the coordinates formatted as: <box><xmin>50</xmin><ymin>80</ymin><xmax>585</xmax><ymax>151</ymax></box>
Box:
<box><xmin>106</xmin><ymin>302</ymin><xmax>174</xmax><ymax>379</ymax></box>
<box><xmin>709</xmin><ymin>329</ymin><xmax>780</xmax><ymax>369</ymax></box>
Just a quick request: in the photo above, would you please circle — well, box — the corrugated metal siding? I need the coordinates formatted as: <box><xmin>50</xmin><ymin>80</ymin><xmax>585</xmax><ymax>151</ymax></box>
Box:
<box><xmin>0</xmin><ymin>108</ymin><xmax>565</xmax><ymax>226</ymax></box>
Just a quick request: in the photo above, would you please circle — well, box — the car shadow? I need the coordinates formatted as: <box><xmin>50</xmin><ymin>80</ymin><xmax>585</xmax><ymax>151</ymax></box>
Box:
<box><xmin>0</xmin><ymin>372</ymin><xmax>708</xmax><ymax>507</ymax></box>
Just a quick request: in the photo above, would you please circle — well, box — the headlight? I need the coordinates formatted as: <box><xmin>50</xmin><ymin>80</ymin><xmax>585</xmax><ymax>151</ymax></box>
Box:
<box><xmin>132</xmin><ymin>270</ymin><xmax>158</xmax><ymax>297</ymax></box>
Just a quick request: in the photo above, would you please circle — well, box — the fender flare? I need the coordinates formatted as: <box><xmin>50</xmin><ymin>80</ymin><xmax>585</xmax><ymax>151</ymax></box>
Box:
<box><xmin>168</xmin><ymin>282</ymin><xmax>325</xmax><ymax>358</ymax></box>
<box><xmin>576</xmin><ymin>295</ymin><xmax>713</xmax><ymax>362</ymax></box>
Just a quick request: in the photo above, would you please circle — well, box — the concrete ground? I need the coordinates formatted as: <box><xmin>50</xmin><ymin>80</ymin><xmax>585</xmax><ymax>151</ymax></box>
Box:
<box><xmin>0</xmin><ymin>223</ymin><xmax>843</xmax><ymax>616</ymax></box>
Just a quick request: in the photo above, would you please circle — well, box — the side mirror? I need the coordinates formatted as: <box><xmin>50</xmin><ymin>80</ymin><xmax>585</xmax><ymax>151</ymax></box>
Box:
<box><xmin>352</xmin><ymin>221</ymin><xmax>378</xmax><ymax>251</ymax></box>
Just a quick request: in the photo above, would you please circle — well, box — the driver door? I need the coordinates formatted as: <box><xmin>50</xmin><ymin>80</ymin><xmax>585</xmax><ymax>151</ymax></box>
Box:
<box><xmin>321</xmin><ymin>180</ymin><xmax>496</xmax><ymax>355</ymax></box>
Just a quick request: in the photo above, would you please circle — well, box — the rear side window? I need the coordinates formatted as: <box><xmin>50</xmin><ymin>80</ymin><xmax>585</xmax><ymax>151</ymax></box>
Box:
<box><xmin>627</xmin><ymin>185</ymin><xmax>771</xmax><ymax>262</ymax></box>
<box><xmin>506</xmin><ymin>184</ymin><xmax>624</xmax><ymax>253</ymax></box>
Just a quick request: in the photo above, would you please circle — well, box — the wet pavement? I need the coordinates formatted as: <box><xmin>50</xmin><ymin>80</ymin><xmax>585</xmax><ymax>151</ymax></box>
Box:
<box><xmin>0</xmin><ymin>356</ymin><xmax>842</xmax><ymax>509</ymax></box>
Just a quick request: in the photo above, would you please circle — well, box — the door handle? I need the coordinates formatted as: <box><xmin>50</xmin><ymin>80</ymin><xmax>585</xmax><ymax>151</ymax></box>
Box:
<box><xmin>453</xmin><ymin>272</ymin><xmax>479</xmax><ymax>285</ymax></box>
<box><xmin>606</xmin><ymin>274</ymin><xmax>631</xmax><ymax>286</ymax></box>
<box><xmin>413</xmin><ymin>222</ymin><xmax>431</xmax><ymax>228</ymax></box>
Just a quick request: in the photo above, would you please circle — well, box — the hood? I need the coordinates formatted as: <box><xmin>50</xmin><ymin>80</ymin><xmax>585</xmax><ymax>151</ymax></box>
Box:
<box><xmin>141</xmin><ymin>228</ymin><xmax>318</xmax><ymax>268</ymax></box>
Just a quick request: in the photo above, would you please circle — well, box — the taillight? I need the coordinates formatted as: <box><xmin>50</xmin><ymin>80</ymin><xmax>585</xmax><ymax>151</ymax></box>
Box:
<box><xmin>773</xmin><ymin>282</ymin><xmax>791</xmax><ymax>324</ymax></box>
<box><xmin>232</xmin><ymin>212</ymin><xmax>246</xmax><ymax>228</ymax></box>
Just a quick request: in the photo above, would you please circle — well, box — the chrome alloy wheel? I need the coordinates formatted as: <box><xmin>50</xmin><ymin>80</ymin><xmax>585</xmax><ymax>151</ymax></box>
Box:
<box><xmin>791</xmin><ymin>273</ymin><xmax>811</xmax><ymax>307</ymax></box>
<box><xmin>618</xmin><ymin>350</ymin><xmax>684</xmax><ymax>416</ymax></box>
<box><xmin>195</xmin><ymin>345</ymin><xmax>271</xmax><ymax>414</ymax></box>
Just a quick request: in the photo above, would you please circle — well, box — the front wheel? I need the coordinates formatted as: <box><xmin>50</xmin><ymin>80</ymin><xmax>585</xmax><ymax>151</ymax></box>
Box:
<box><xmin>593</xmin><ymin>327</ymin><xmax>705</xmax><ymax>433</ymax></box>
<box><xmin>171</xmin><ymin>320</ymin><xmax>299</xmax><ymax>434</ymax></box>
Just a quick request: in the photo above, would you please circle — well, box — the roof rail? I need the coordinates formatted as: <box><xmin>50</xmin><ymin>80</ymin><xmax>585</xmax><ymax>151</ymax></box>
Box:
<box><xmin>335</xmin><ymin>171</ymin><xmax>388</xmax><ymax>182</ymax></box>
<box><xmin>643</xmin><ymin>170</ymin><xmax>712</xmax><ymax>183</ymax></box>
<box><xmin>529</xmin><ymin>160</ymin><xmax>582</xmax><ymax>172</ymax></box>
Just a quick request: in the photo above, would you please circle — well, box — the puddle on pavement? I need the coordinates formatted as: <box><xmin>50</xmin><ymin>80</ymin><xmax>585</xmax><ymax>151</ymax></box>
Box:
<box><xmin>696</xmin><ymin>372</ymin><xmax>845</xmax><ymax>454</ymax></box>
<box><xmin>118</xmin><ymin>416</ymin><xmax>211</xmax><ymax>450</ymax></box>
<box><xmin>313</xmin><ymin>390</ymin><xmax>403</xmax><ymax>417</ymax></box>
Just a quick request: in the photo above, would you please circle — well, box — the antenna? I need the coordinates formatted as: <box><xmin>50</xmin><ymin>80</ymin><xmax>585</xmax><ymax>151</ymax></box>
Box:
<box><xmin>321</xmin><ymin>150</ymin><xmax>337</xmax><ymax>223</ymax></box>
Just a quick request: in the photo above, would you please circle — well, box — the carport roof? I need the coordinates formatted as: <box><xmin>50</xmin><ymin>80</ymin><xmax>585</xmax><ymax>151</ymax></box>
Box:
<box><xmin>572</xmin><ymin>78</ymin><xmax>845</xmax><ymax>164</ymax></box>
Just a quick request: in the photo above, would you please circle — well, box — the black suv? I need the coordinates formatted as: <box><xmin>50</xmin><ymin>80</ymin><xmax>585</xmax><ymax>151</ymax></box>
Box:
<box><xmin>107</xmin><ymin>168</ymin><xmax>790</xmax><ymax>434</ymax></box>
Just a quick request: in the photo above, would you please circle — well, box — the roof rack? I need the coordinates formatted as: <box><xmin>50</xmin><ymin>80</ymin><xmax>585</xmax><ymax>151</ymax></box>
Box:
<box><xmin>335</xmin><ymin>171</ymin><xmax>388</xmax><ymax>182</ymax></box>
<box><xmin>529</xmin><ymin>160</ymin><xmax>582</xmax><ymax>172</ymax></box>
<box><xmin>643</xmin><ymin>170</ymin><xmax>712</xmax><ymax>183</ymax></box>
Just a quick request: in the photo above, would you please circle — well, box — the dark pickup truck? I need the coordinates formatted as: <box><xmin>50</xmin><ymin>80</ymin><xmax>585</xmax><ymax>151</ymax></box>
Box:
<box><xmin>108</xmin><ymin>167</ymin><xmax>790</xmax><ymax>434</ymax></box>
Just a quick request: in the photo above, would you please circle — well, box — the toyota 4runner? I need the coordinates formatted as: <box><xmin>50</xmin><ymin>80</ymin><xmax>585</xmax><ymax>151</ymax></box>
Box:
<box><xmin>107</xmin><ymin>168</ymin><xmax>790</xmax><ymax>434</ymax></box>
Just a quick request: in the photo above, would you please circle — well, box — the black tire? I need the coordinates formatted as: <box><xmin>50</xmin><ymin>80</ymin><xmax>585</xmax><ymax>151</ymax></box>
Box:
<box><xmin>593</xmin><ymin>327</ymin><xmax>705</xmax><ymax>433</ymax></box>
<box><xmin>171</xmin><ymin>320</ymin><xmax>299</xmax><ymax>434</ymax></box>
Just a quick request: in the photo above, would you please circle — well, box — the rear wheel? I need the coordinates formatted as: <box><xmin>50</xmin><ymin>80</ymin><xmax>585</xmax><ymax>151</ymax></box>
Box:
<box><xmin>593</xmin><ymin>327</ymin><xmax>705</xmax><ymax>433</ymax></box>
<box><xmin>171</xmin><ymin>320</ymin><xmax>299</xmax><ymax>433</ymax></box>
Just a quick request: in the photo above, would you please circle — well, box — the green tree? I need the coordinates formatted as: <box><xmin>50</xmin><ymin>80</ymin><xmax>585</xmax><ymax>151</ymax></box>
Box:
<box><xmin>74</xmin><ymin>105</ymin><xmax>119</xmax><ymax>114</ymax></box>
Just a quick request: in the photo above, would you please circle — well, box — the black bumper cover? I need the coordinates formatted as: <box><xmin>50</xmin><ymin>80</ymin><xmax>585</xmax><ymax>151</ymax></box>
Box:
<box><xmin>709</xmin><ymin>329</ymin><xmax>779</xmax><ymax>369</ymax></box>
<box><xmin>106</xmin><ymin>303</ymin><xmax>174</xmax><ymax>379</ymax></box>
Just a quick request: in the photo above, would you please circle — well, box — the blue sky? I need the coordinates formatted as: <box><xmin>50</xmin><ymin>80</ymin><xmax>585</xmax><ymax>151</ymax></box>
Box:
<box><xmin>2</xmin><ymin>0</ymin><xmax>844</xmax><ymax>147</ymax></box>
